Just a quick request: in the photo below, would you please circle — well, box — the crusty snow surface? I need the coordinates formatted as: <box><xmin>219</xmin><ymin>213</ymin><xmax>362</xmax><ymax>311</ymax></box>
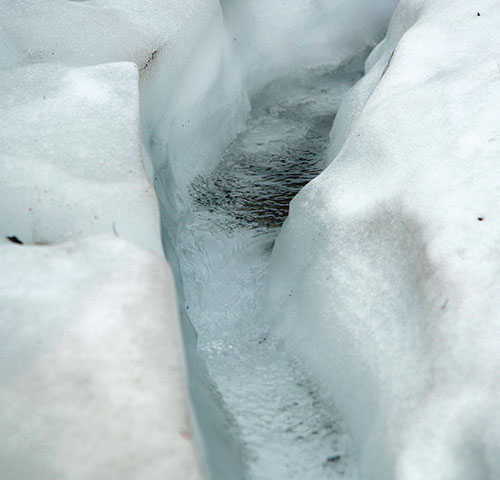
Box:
<box><xmin>266</xmin><ymin>1</ymin><xmax>500</xmax><ymax>479</ymax></box>
<box><xmin>0</xmin><ymin>1</ymin><xmax>204</xmax><ymax>479</ymax></box>
<box><xmin>0</xmin><ymin>238</ymin><xmax>199</xmax><ymax>480</ymax></box>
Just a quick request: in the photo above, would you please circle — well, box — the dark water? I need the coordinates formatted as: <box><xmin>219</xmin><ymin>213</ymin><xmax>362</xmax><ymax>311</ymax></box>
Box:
<box><xmin>190</xmin><ymin>65</ymin><xmax>361</xmax><ymax>231</ymax></box>
<box><xmin>181</xmin><ymin>62</ymin><xmax>363</xmax><ymax>479</ymax></box>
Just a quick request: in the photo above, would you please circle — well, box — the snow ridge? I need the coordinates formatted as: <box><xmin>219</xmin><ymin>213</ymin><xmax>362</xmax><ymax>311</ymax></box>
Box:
<box><xmin>266</xmin><ymin>1</ymin><xmax>500</xmax><ymax>479</ymax></box>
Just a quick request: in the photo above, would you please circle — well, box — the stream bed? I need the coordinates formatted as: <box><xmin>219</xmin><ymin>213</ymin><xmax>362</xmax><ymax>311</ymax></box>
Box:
<box><xmin>177</xmin><ymin>61</ymin><xmax>364</xmax><ymax>479</ymax></box>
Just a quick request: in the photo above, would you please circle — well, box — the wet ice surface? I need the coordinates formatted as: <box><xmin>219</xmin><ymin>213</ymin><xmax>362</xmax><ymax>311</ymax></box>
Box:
<box><xmin>190</xmin><ymin>67</ymin><xmax>354</xmax><ymax>230</ymax></box>
<box><xmin>182</xmin><ymin>64</ymin><xmax>363</xmax><ymax>479</ymax></box>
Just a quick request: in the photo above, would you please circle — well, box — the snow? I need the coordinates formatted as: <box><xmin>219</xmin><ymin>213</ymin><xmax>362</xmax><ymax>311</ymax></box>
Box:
<box><xmin>266</xmin><ymin>1</ymin><xmax>500</xmax><ymax>479</ymax></box>
<box><xmin>0</xmin><ymin>2</ymin><xmax>206</xmax><ymax>478</ymax></box>
<box><xmin>0</xmin><ymin>237</ymin><xmax>199</xmax><ymax>480</ymax></box>
<box><xmin>221</xmin><ymin>0</ymin><xmax>398</xmax><ymax>94</ymax></box>
<box><xmin>0</xmin><ymin>0</ymin><xmax>203</xmax><ymax>69</ymax></box>
<box><xmin>0</xmin><ymin>62</ymin><xmax>161</xmax><ymax>252</ymax></box>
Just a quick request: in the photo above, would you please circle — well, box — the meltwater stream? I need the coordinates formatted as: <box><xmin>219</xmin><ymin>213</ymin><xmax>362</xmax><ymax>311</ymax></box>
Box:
<box><xmin>178</xmin><ymin>63</ymin><xmax>363</xmax><ymax>479</ymax></box>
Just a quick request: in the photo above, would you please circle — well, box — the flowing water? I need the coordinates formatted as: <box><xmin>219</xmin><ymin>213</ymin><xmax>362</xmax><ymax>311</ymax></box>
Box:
<box><xmin>177</xmin><ymin>61</ymin><xmax>363</xmax><ymax>479</ymax></box>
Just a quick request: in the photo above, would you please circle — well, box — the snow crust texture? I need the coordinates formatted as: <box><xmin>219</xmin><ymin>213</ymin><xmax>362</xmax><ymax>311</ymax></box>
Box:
<box><xmin>0</xmin><ymin>1</ymin><xmax>209</xmax><ymax>478</ymax></box>
<box><xmin>266</xmin><ymin>1</ymin><xmax>500</xmax><ymax>479</ymax></box>
<box><xmin>0</xmin><ymin>238</ymin><xmax>199</xmax><ymax>480</ymax></box>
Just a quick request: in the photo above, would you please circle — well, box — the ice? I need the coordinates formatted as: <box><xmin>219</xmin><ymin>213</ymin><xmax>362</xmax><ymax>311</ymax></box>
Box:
<box><xmin>145</xmin><ymin>0</ymin><xmax>400</xmax><ymax>194</ymax></box>
<box><xmin>221</xmin><ymin>0</ymin><xmax>398</xmax><ymax>94</ymax></box>
<box><xmin>265</xmin><ymin>0</ymin><xmax>500</xmax><ymax>479</ymax></box>
<box><xmin>154</xmin><ymin>1</ymin><xmax>399</xmax><ymax>475</ymax></box>
<box><xmin>178</xmin><ymin>65</ymin><xmax>365</xmax><ymax>480</ymax></box>
<box><xmin>189</xmin><ymin>65</ymin><xmax>361</xmax><ymax>231</ymax></box>
<box><xmin>145</xmin><ymin>2</ymin><xmax>397</xmax><ymax>477</ymax></box>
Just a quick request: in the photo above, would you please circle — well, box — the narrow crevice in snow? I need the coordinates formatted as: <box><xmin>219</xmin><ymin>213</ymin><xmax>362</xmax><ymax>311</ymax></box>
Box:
<box><xmin>138</xmin><ymin>3</ymin><xmax>397</xmax><ymax>478</ymax></box>
<box><xmin>160</xmin><ymin>57</ymin><xmax>366</xmax><ymax>479</ymax></box>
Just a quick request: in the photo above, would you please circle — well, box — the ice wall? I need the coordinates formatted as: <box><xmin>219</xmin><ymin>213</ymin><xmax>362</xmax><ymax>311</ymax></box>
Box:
<box><xmin>143</xmin><ymin>0</ymin><xmax>398</xmax><ymax>476</ymax></box>
<box><xmin>266</xmin><ymin>1</ymin><xmax>500</xmax><ymax>479</ymax></box>
<box><xmin>144</xmin><ymin>0</ymin><xmax>399</xmax><ymax>194</ymax></box>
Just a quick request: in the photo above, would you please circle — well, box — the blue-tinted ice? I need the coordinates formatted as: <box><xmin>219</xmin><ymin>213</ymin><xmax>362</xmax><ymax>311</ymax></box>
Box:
<box><xmin>179</xmin><ymin>62</ymin><xmax>363</xmax><ymax>479</ymax></box>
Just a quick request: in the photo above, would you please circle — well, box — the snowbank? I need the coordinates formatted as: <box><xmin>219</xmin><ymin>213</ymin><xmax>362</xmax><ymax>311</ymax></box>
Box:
<box><xmin>266</xmin><ymin>0</ymin><xmax>500</xmax><ymax>478</ymax></box>
<box><xmin>0</xmin><ymin>237</ymin><xmax>199</xmax><ymax>480</ymax></box>
<box><xmin>0</xmin><ymin>62</ymin><xmax>161</xmax><ymax>252</ymax></box>
<box><xmin>0</xmin><ymin>1</ymin><xmax>206</xmax><ymax>478</ymax></box>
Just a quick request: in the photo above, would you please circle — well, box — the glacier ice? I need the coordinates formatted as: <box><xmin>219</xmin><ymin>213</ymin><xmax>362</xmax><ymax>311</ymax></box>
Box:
<box><xmin>178</xmin><ymin>64</ymin><xmax>369</xmax><ymax>480</ymax></box>
<box><xmin>153</xmin><ymin>1</ymin><xmax>398</xmax><ymax>478</ymax></box>
<box><xmin>3</xmin><ymin>0</ymin><xmax>496</xmax><ymax>479</ymax></box>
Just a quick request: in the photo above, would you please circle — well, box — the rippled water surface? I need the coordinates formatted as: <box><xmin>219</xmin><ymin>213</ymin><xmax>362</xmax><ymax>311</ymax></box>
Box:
<box><xmin>179</xmin><ymin>61</ymin><xmax>363</xmax><ymax>479</ymax></box>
